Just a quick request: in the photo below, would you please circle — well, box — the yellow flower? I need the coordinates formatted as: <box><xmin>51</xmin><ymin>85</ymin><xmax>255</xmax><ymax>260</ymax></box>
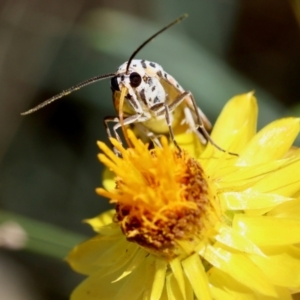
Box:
<box><xmin>67</xmin><ymin>92</ymin><xmax>300</xmax><ymax>299</ymax></box>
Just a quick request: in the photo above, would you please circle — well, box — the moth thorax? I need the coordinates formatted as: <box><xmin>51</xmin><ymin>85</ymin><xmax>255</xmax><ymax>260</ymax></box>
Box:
<box><xmin>139</xmin><ymin>76</ymin><xmax>166</xmax><ymax>108</ymax></box>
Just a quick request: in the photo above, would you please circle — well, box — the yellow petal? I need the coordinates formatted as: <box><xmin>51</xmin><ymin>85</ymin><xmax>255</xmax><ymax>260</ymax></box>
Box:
<box><xmin>236</xmin><ymin>118</ymin><xmax>300</xmax><ymax>166</ymax></box>
<box><xmin>218</xmin><ymin>159</ymin><xmax>286</xmax><ymax>186</ymax></box>
<box><xmin>260</xmin><ymin>245</ymin><xmax>300</xmax><ymax>259</ymax></box>
<box><xmin>150</xmin><ymin>259</ymin><xmax>167</xmax><ymax>300</ymax></box>
<box><xmin>250</xmin><ymin>253</ymin><xmax>300</xmax><ymax>289</ymax></box>
<box><xmin>209</xmin><ymin>285</ymin><xmax>234</xmax><ymax>300</ymax></box>
<box><xmin>112</xmin><ymin>257</ymin><xmax>148</xmax><ymax>300</ymax></box>
<box><xmin>202</xmin><ymin>245</ymin><xmax>277</xmax><ymax>297</ymax></box>
<box><xmin>85</xmin><ymin>210</ymin><xmax>115</xmax><ymax>229</ymax></box>
<box><xmin>160</xmin><ymin>285</ymin><xmax>169</xmax><ymax>300</ymax></box>
<box><xmin>203</xmin><ymin>92</ymin><xmax>258</xmax><ymax>157</ymax></box>
<box><xmin>273</xmin><ymin>287</ymin><xmax>293</xmax><ymax>300</ymax></box>
<box><xmin>112</xmin><ymin>248</ymin><xmax>147</xmax><ymax>282</ymax></box>
<box><xmin>283</xmin><ymin>146</ymin><xmax>300</xmax><ymax>158</ymax></box>
<box><xmin>220</xmin><ymin>191</ymin><xmax>293</xmax><ymax>210</ymax></box>
<box><xmin>174</xmin><ymin>125</ymin><xmax>205</xmax><ymax>158</ymax></box>
<box><xmin>67</xmin><ymin>234</ymin><xmax>136</xmax><ymax>275</ymax></box>
<box><xmin>208</xmin><ymin>267</ymin><xmax>256</xmax><ymax>300</ymax></box>
<box><xmin>102</xmin><ymin>168</ymin><xmax>116</xmax><ymax>191</ymax></box>
<box><xmin>141</xmin><ymin>256</ymin><xmax>157</xmax><ymax>300</ymax></box>
<box><xmin>70</xmin><ymin>266</ymin><xmax>129</xmax><ymax>300</ymax></box>
<box><xmin>182</xmin><ymin>269</ymin><xmax>194</xmax><ymax>300</ymax></box>
<box><xmin>250</xmin><ymin>156</ymin><xmax>300</xmax><ymax>197</ymax></box>
<box><xmin>233</xmin><ymin>214</ymin><xmax>300</xmax><ymax>246</ymax></box>
<box><xmin>166</xmin><ymin>273</ymin><xmax>184</xmax><ymax>300</ymax></box>
<box><xmin>169</xmin><ymin>258</ymin><xmax>187</xmax><ymax>299</ymax></box>
<box><xmin>268</xmin><ymin>198</ymin><xmax>300</xmax><ymax>219</ymax></box>
<box><xmin>182</xmin><ymin>253</ymin><xmax>212</xmax><ymax>300</ymax></box>
<box><xmin>215</xmin><ymin>225</ymin><xmax>265</xmax><ymax>255</ymax></box>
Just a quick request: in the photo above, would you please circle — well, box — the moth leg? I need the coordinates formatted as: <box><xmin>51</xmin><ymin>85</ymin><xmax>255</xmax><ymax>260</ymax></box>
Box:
<box><xmin>154</xmin><ymin>91</ymin><xmax>190</xmax><ymax>151</ymax></box>
<box><xmin>163</xmin><ymin>103</ymin><xmax>181</xmax><ymax>152</ymax></box>
<box><xmin>162</xmin><ymin>91</ymin><xmax>238</xmax><ymax>156</ymax></box>
<box><xmin>133</xmin><ymin>123</ymin><xmax>163</xmax><ymax>147</ymax></box>
<box><xmin>159</xmin><ymin>90</ymin><xmax>207</xmax><ymax>134</ymax></box>
<box><xmin>105</xmin><ymin>114</ymin><xmax>150</xmax><ymax>154</ymax></box>
<box><xmin>162</xmin><ymin>92</ymin><xmax>207</xmax><ymax>143</ymax></box>
<box><xmin>183</xmin><ymin>106</ymin><xmax>207</xmax><ymax>144</ymax></box>
<box><xmin>104</xmin><ymin>116</ymin><xmax>124</xmax><ymax>155</ymax></box>
<box><xmin>185</xmin><ymin>91</ymin><xmax>238</xmax><ymax>156</ymax></box>
<box><xmin>104</xmin><ymin>116</ymin><xmax>122</xmax><ymax>143</ymax></box>
<box><xmin>112</xmin><ymin>113</ymin><xmax>149</xmax><ymax>134</ymax></box>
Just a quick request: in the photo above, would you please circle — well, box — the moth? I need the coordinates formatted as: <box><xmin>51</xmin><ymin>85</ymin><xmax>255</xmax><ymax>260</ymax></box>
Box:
<box><xmin>21</xmin><ymin>14</ymin><xmax>234</xmax><ymax>155</ymax></box>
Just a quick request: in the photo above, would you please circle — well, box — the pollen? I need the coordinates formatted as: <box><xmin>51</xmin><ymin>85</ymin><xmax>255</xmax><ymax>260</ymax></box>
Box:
<box><xmin>96</xmin><ymin>131</ymin><xmax>218</xmax><ymax>259</ymax></box>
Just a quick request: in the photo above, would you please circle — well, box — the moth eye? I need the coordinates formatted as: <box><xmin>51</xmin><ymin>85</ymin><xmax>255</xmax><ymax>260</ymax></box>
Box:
<box><xmin>129</xmin><ymin>72</ymin><xmax>142</xmax><ymax>88</ymax></box>
<box><xmin>110</xmin><ymin>76</ymin><xmax>120</xmax><ymax>91</ymax></box>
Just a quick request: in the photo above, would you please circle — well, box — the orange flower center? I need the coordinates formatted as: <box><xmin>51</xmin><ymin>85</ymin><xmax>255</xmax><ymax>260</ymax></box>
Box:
<box><xmin>97</xmin><ymin>131</ymin><xmax>219</xmax><ymax>259</ymax></box>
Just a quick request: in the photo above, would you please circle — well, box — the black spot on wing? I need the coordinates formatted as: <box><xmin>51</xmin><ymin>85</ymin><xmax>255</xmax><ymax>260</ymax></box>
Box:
<box><xmin>140</xmin><ymin>89</ymin><xmax>147</xmax><ymax>105</ymax></box>
<box><xmin>156</xmin><ymin>70</ymin><xmax>163</xmax><ymax>77</ymax></box>
<box><xmin>149</xmin><ymin>62</ymin><xmax>156</xmax><ymax>68</ymax></box>
<box><xmin>146</xmin><ymin>77</ymin><xmax>153</xmax><ymax>85</ymax></box>
<box><xmin>125</xmin><ymin>93</ymin><xmax>132</xmax><ymax>100</ymax></box>
<box><xmin>141</xmin><ymin>60</ymin><xmax>147</xmax><ymax>69</ymax></box>
<box><xmin>153</xmin><ymin>96</ymin><xmax>160</xmax><ymax>103</ymax></box>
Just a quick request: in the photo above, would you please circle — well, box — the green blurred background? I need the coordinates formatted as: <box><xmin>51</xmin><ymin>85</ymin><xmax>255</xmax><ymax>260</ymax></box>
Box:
<box><xmin>0</xmin><ymin>0</ymin><xmax>299</xmax><ymax>299</ymax></box>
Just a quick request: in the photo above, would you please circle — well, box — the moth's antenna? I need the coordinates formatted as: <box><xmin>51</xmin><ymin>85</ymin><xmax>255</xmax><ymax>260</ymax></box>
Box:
<box><xmin>21</xmin><ymin>73</ymin><xmax>116</xmax><ymax>115</ymax></box>
<box><xmin>125</xmin><ymin>13</ymin><xmax>188</xmax><ymax>74</ymax></box>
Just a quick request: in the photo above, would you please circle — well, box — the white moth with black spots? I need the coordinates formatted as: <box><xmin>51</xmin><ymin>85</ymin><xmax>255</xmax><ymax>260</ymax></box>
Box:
<box><xmin>21</xmin><ymin>14</ymin><xmax>236</xmax><ymax>156</ymax></box>
<box><xmin>109</xmin><ymin>59</ymin><xmax>212</xmax><ymax>151</ymax></box>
